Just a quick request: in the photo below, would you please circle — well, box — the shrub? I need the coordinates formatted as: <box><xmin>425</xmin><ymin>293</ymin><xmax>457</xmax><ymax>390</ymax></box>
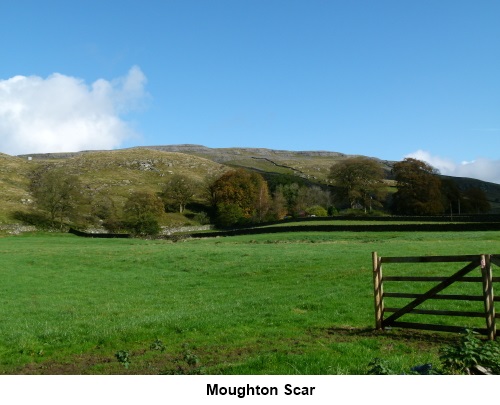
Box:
<box><xmin>341</xmin><ymin>209</ymin><xmax>369</xmax><ymax>217</ymax></box>
<box><xmin>306</xmin><ymin>205</ymin><xmax>328</xmax><ymax>217</ymax></box>
<box><xmin>327</xmin><ymin>206</ymin><xmax>338</xmax><ymax>216</ymax></box>
<box><xmin>115</xmin><ymin>350</ymin><xmax>131</xmax><ymax>369</ymax></box>
<box><xmin>439</xmin><ymin>329</ymin><xmax>500</xmax><ymax>374</ymax></box>
<box><xmin>367</xmin><ymin>329</ymin><xmax>500</xmax><ymax>375</ymax></box>
<box><xmin>193</xmin><ymin>211</ymin><xmax>211</xmax><ymax>225</ymax></box>
<box><xmin>367</xmin><ymin>358</ymin><xmax>395</xmax><ymax>375</ymax></box>
<box><xmin>127</xmin><ymin>214</ymin><xmax>161</xmax><ymax>237</ymax></box>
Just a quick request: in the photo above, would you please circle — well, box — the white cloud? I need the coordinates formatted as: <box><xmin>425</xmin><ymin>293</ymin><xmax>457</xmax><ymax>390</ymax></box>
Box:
<box><xmin>0</xmin><ymin>66</ymin><xmax>147</xmax><ymax>155</ymax></box>
<box><xmin>405</xmin><ymin>150</ymin><xmax>500</xmax><ymax>185</ymax></box>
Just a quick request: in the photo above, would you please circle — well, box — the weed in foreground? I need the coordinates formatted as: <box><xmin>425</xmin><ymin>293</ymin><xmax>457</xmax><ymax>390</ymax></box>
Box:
<box><xmin>367</xmin><ymin>358</ymin><xmax>396</xmax><ymax>375</ymax></box>
<box><xmin>115</xmin><ymin>350</ymin><xmax>131</xmax><ymax>369</ymax></box>
<box><xmin>160</xmin><ymin>344</ymin><xmax>205</xmax><ymax>375</ymax></box>
<box><xmin>367</xmin><ymin>329</ymin><xmax>500</xmax><ymax>375</ymax></box>
<box><xmin>149</xmin><ymin>339</ymin><xmax>166</xmax><ymax>353</ymax></box>
<box><xmin>439</xmin><ymin>329</ymin><xmax>500</xmax><ymax>375</ymax></box>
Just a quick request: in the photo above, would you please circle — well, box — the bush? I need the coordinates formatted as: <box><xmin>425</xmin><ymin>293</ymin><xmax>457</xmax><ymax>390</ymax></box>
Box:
<box><xmin>306</xmin><ymin>205</ymin><xmax>328</xmax><ymax>217</ymax></box>
<box><xmin>193</xmin><ymin>211</ymin><xmax>211</xmax><ymax>225</ymax></box>
<box><xmin>127</xmin><ymin>215</ymin><xmax>161</xmax><ymax>237</ymax></box>
<box><xmin>341</xmin><ymin>209</ymin><xmax>369</xmax><ymax>217</ymax></box>
<box><xmin>439</xmin><ymin>329</ymin><xmax>500</xmax><ymax>374</ymax></box>
<box><xmin>367</xmin><ymin>358</ymin><xmax>395</xmax><ymax>375</ymax></box>
<box><xmin>327</xmin><ymin>206</ymin><xmax>338</xmax><ymax>216</ymax></box>
<box><xmin>367</xmin><ymin>329</ymin><xmax>500</xmax><ymax>375</ymax></box>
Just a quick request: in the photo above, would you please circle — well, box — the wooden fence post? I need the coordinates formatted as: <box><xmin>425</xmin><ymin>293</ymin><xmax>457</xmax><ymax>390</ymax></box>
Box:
<box><xmin>480</xmin><ymin>254</ymin><xmax>496</xmax><ymax>340</ymax></box>
<box><xmin>373</xmin><ymin>252</ymin><xmax>384</xmax><ymax>330</ymax></box>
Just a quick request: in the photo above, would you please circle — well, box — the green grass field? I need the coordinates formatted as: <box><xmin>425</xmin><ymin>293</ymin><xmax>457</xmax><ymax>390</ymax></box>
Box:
<box><xmin>1</xmin><ymin>229</ymin><xmax>499</xmax><ymax>374</ymax></box>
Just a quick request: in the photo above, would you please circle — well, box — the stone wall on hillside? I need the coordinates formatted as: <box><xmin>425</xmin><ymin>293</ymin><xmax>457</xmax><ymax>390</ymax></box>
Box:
<box><xmin>0</xmin><ymin>225</ymin><xmax>37</xmax><ymax>235</ymax></box>
<box><xmin>83</xmin><ymin>225</ymin><xmax>214</xmax><ymax>235</ymax></box>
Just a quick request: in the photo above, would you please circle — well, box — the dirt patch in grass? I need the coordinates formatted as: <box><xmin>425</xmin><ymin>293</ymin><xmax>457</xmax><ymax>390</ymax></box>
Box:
<box><xmin>9</xmin><ymin>327</ymin><xmax>462</xmax><ymax>375</ymax></box>
<box><xmin>323</xmin><ymin>326</ymin><xmax>461</xmax><ymax>348</ymax></box>
<box><xmin>12</xmin><ymin>354</ymin><xmax>115</xmax><ymax>375</ymax></box>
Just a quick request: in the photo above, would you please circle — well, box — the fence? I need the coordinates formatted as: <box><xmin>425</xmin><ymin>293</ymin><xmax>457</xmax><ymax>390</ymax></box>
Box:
<box><xmin>372</xmin><ymin>252</ymin><xmax>499</xmax><ymax>340</ymax></box>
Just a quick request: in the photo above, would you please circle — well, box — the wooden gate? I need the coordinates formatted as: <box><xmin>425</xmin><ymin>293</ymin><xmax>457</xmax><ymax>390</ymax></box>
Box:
<box><xmin>372</xmin><ymin>253</ymin><xmax>499</xmax><ymax>340</ymax></box>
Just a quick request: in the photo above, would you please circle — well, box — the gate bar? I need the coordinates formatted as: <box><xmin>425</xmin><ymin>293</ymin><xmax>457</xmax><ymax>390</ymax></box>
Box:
<box><xmin>481</xmin><ymin>255</ymin><xmax>496</xmax><ymax>340</ymax></box>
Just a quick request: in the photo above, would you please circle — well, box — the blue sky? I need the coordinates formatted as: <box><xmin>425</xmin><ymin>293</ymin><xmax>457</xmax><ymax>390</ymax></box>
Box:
<box><xmin>1</xmin><ymin>0</ymin><xmax>500</xmax><ymax>183</ymax></box>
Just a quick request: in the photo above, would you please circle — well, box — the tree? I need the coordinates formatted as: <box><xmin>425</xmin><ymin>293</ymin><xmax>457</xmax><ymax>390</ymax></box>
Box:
<box><xmin>392</xmin><ymin>158</ymin><xmax>444</xmax><ymax>215</ymax></box>
<box><xmin>329</xmin><ymin>157</ymin><xmax>386</xmax><ymax>212</ymax></box>
<box><xmin>276</xmin><ymin>183</ymin><xmax>300</xmax><ymax>215</ymax></box>
<box><xmin>296</xmin><ymin>185</ymin><xmax>332</xmax><ymax>214</ymax></box>
<box><xmin>271</xmin><ymin>183</ymin><xmax>332</xmax><ymax>217</ymax></box>
<box><xmin>254</xmin><ymin>178</ymin><xmax>271</xmax><ymax>223</ymax></box>
<box><xmin>440</xmin><ymin>178</ymin><xmax>462</xmax><ymax>215</ymax></box>
<box><xmin>267</xmin><ymin>188</ymin><xmax>288</xmax><ymax>220</ymax></box>
<box><xmin>215</xmin><ymin>203</ymin><xmax>245</xmax><ymax>228</ymax></box>
<box><xmin>209</xmin><ymin>169</ymin><xmax>270</xmax><ymax>226</ymax></box>
<box><xmin>29</xmin><ymin>166</ymin><xmax>86</xmax><ymax>230</ymax></box>
<box><xmin>91</xmin><ymin>191</ymin><xmax>122</xmax><ymax>232</ymax></box>
<box><xmin>440</xmin><ymin>179</ymin><xmax>491</xmax><ymax>215</ymax></box>
<box><xmin>123</xmin><ymin>191</ymin><xmax>164</xmax><ymax>236</ymax></box>
<box><xmin>161</xmin><ymin>174</ymin><xmax>197</xmax><ymax>213</ymax></box>
<box><xmin>461</xmin><ymin>188</ymin><xmax>491</xmax><ymax>214</ymax></box>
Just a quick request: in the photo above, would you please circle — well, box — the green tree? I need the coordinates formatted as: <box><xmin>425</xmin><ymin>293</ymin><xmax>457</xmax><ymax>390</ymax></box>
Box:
<box><xmin>91</xmin><ymin>191</ymin><xmax>122</xmax><ymax>232</ymax></box>
<box><xmin>123</xmin><ymin>191</ymin><xmax>164</xmax><ymax>236</ymax></box>
<box><xmin>161</xmin><ymin>174</ymin><xmax>197</xmax><ymax>213</ymax></box>
<box><xmin>272</xmin><ymin>183</ymin><xmax>331</xmax><ymax>217</ymax></box>
<box><xmin>461</xmin><ymin>187</ymin><xmax>491</xmax><ymax>214</ymax></box>
<box><xmin>329</xmin><ymin>157</ymin><xmax>386</xmax><ymax>212</ymax></box>
<box><xmin>29</xmin><ymin>166</ymin><xmax>86</xmax><ymax>230</ymax></box>
<box><xmin>441</xmin><ymin>178</ymin><xmax>462</xmax><ymax>215</ymax></box>
<box><xmin>392</xmin><ymin>158</ymin><xmax>444</xmax><ymax>215</ymax></box>
<box><xmin>276</xmin><ymin>183</ymin><xmax>300</xmax><ymax>215</ymax></box>
<box><xmin>296</xmin><ymin>185</ymin><xmax>331</xmax><ymax>215</ymax></box>
<box><xmin>215</xmin><ymin>203</ymin><xmax>245</xmax><ymax>228</ymax></box>
<box><xmin>440</xmin><ymin>179</ymin><xmax>491</xmax><ymax>215</ymax></box>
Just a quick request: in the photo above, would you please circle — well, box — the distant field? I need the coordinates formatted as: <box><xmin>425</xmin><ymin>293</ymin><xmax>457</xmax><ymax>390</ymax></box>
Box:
<box><xmin>1</xmin><ymin>229</ymin><xmax>499</xmax><ymax>374</ymax></box>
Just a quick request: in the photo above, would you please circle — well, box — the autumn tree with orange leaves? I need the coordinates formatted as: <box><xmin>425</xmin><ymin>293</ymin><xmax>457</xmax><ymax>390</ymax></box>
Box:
<box><xmin>208</xmin><ymin>169</ymin><xmax>270</xmax><ymax>227</ymax></box>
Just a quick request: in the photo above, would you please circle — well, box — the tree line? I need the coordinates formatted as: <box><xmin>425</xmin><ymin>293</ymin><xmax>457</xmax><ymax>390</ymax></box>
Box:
<box><xmin>18</xmin><ymin>157</ymin><xmax>491</xmax><ymax>235</ymax></box>
<box><xmin>329</xmin><ymin>157</ymin><xmax>490</xmax><ymax>215</ymax></box>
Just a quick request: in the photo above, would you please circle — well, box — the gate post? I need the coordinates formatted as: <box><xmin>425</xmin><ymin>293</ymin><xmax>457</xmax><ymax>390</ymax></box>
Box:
<box><xmin>480</xmin><ymin>254</ymin><xmax>496</xmax><ymax>340</ymax></box>
<box><xmin>373</xmin><ymin>252</ymin><xmax>384</xmax><ymax>330</ymax></box>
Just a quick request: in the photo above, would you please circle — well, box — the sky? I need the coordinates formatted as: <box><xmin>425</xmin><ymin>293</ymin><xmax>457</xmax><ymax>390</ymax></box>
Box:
<box><xmin>1</xmin><ymin>0</ymin><xmax>499</xmax><ymax>184</ymax></box>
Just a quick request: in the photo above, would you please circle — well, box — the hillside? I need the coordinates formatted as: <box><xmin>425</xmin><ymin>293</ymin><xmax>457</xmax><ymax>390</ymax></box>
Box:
<box><xmin>35</xmin><ymin>148</ymin><xmax>227</xmax><ymax>196</ymax></box>
<box><xmin>0</xmin><ymin>153</ymin><xmax>32</xmax><ymax>223</ymax></box>
<box><xmin>2</xmin><ymin>144</ymin><xmax>499</xmax><ymax>225</ymax></box>
<box><xmin>130</xmin><ymin>144</ymin><xmax>397</xmax><ymax>184</ymax></box>
<box><xmin>3</xmin><ymin>148</ymin><xmax>227</xmax><ymax>225</ymax></box>
<box><xmin>18</xmin><ymin>144</ymin><xmax>395</xmax><ymax>185</ymax></box>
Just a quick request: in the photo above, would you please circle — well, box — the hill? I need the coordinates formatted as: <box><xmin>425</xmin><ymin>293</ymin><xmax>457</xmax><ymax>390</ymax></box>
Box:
<box><xmin>18</xmin><ymin>144</ymin><xmax>394</xmax><ymax>185</ymax></box>
<box><xmin>32</xmin><ymin>148</ymin><xmax>227</xmax><ymax>196</ymax></box>
<box><xmin>2</xmin><ymin>144</ymin><xmax>499</xmax><ymax>225</ymax></box>
<box><xmin>0</xmin><ymin>153</ymin><xmax>32</xmax><ymax>223</ymax></box>
<box><xmin>3</xmin><ymin>148</ymin><xmax>227</xmax><ymax>226</ymax></box>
